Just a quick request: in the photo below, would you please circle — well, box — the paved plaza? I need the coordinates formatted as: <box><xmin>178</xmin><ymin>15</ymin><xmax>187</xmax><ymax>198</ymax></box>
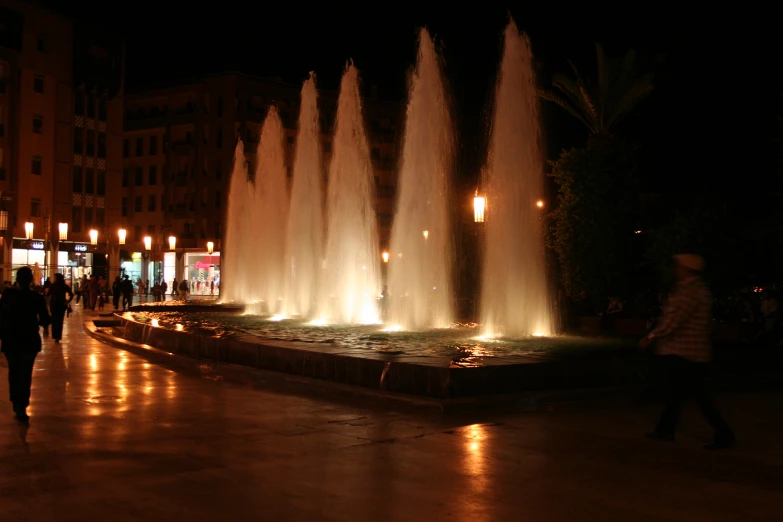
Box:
<box><xmin>1</xmin><ymin>306</ymin><xmax>782</xmax><ymax>521</ymax></box>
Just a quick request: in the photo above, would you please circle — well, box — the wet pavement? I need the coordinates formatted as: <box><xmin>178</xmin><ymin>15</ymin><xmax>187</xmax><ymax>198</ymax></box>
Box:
<box><xmin>1</xmin><ymin>306</ymin><xmax>782</xmax><ymax>521</ymax></box>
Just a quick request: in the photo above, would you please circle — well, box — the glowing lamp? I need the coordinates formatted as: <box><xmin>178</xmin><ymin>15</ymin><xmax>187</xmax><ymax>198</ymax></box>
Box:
<box><xmin>382</xmin><ymin>251</ymin><xmax>389</xmax><ymax>263</ymax></box>
<box><xmin>473</xmin><ymin>192</ymin><xmax>485</xmax><ymax>223</ymax></box>
<box><xmin>423</xmin><ymin>230</ymin><xmax>429</xmax><ymax>240</ymax></box>
<box><xmin>89</xmin><ymin>229</ymin><xmax>98</xmax><ymax>245</ymax></box>
<box><xmin>143</xmin><ymin>236</ymin><xmax>152</xmax><ymax>251</ymax></box>
<box><xmin>206</xmin><ymin>241</ymin><xmax>214</xmax><ymax>254</ymax></box>
<box><xmin>118</xmin><ymin>228</ymin><xmax>127</xmax><ymax>245</ymax></box>
<box><xmin>24</xmin><ymin>221</ymin><xmax>34</xmax><ymax>240</ymax></box>
<box><xmin>168</xmin><ymin>235</ymin><xmax>176</xmax><ymax>250</ymax></box>
<box><xmin>58</xmin><ymin>222</ymin><xmax>68</xmax><ymax>241</ymax></box>
<box><xmin>536</xmin><ymin>200</ymin><xmax>544</xmax><ymax>209</ymax></box>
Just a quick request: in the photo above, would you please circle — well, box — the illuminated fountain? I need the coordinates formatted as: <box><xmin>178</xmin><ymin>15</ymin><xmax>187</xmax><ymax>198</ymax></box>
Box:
<box><xmin>220</xmin><ymin>140</ymin><xmax>252</xmax><ymax>304</ymax></box>
<box><xmin>316</xmin><ymin>63</ymin><xmax>382</xmax><ymax>324</ymax></box>
<box><xmin>479</xmin><ymin>19</ymin><xmax>553</xmax><ymax>338</ymax></box>
<box><xmin>387</xmin><ymin>28</ymin><xmax>454</xmax><ymax>329</ymax></box>
<box><xmin>247</xmin><ymin>107</ymin><xmax>289</xmax><ymax>315</ymax></box>
<box><xmin>282</xmin><ymin>73</ymin><xmax>324</xmax><ymax>319</ymax></box>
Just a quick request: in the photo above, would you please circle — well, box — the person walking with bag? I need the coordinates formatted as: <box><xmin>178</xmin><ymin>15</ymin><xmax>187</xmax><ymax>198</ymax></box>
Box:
<box><xmin>48</xmin><ymin>273</ymin><xmax>73</xmax><ymax>343</ymax></box>
<box><xmin>0</xmin><ymin>267</ymin><xmax>52</xmax><ymax>422</ymax></box>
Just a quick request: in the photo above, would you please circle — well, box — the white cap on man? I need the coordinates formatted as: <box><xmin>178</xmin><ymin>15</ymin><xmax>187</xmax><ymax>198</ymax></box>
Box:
<box><xmin>674</xmin><ymin>254</ymin><xmax>705</xmax><ymax>272</ymax></box>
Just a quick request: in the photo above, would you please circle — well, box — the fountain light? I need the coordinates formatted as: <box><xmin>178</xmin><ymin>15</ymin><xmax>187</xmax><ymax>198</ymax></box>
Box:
<box><xmin>533</xmin><ymin>331</ymin><xmax>545</xmax><ymax>337</ymax></box>
<box><xmin>382</xmin><ymin>251</ymin><xmax>389</xmax><ymax>263</ymax></box>
<box><xmin>382</xmin><ymin>324</ymin><xmax>403</xmax><ymax>332</ymax></box>
<box><xmin>168</xmin><ymin>236</ymin><xmax>176</xmax><ymax>250</ymax></box>
<box><xmin>422</xmin><ymin>230</ymin><xmax>429</xmax><ymax>240</ymax></box>
<box><xmin>143</xmin><ymin>236</ymin><xmax>152</xmax><ymax>251</ymax></box>
<box><xmin>151</xmin><ymin>319</ymin><xmax>160</xmax><ymax>327</ymax></box>
<box><xmin>58</xmin><ymin>222</ymin><xmax>68</xmax><ymax>241</ymax></box>
<box><xmin>89</xmin><ymin>229</ymin><xmax>98</xmax><ymax>245</ymax></box>
<box><xmin>269</xmin><ymin>314</ymin><xmax>286</xmax><ymax>321</ymax></box>
<box><xmin>473</xmin><ymin>192</ymin><xmax>486</xmax><ymax>223</ymax></box>
<box><xmin>118</xmin><ymin>228</ymin><xmax>127</xmax><ymax>245</ymax></box>
<box><xmin>207</xmin><ymin>241</ymin><xmax>214</xmax><ymax>254</ymax></box>
<box><xmin>536</xmin><ymin>200</ymin><xmax>544</xmax><ymax>209</ymax></box>
<box><xmin>175</xmin><ymin>324</ymin><xmax>184</xmax><ymax>331</ymax></box>
<box><xmin>308</xmin><ymin>318</ymin><xmax>329</xmax><ymax>326</ymax></box>
<box><xmin>24</xmin><ymin>221</ymin><xmax>34</xmax><ymax>240</ymax></box>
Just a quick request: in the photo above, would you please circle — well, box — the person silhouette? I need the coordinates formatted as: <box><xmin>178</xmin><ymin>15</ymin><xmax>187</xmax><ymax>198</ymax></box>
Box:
<box><xmin>0</xmin><ymin>267</ymin><xmax>52</xmax><ymax>422</ymax></box>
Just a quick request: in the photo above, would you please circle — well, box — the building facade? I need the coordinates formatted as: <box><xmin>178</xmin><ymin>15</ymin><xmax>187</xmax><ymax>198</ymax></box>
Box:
<box><xmin>0</xmin><ymin>0</ymin><xmax>124</xmax><ymax>285</ymax></box>
<box><xmin>123</xmin><ymin>73</ymin><xmax>402</xmax><ymax>293</ymax></box>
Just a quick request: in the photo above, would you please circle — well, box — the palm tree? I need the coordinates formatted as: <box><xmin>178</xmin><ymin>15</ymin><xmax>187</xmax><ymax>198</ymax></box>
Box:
<box><xmin>540</xmin><ymin>43</ymin><xmax>656</xmax><ymax>138</ymax></box>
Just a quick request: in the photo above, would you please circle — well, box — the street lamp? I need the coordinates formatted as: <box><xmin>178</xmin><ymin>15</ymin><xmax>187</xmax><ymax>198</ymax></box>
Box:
<box><xmin>89</xmin><ymin>229</ymin><xmax>99</xmax><ymax>245</ymax></box>
<box><xmin>143</xmin><ymin>236</ymin><xmax>152</xmax><ymax>251</ymax></box>
<box><xmin>423</xmin><ymin>230</ymin><xmax>429</xmax><ymax>240</ymax></box>
<box><xmin>473</xmin><ymin>191</ymin><xmax>486</xmax><ymax>223</ymax></box>
<box><xmin>118</xmin><ymin>228</ymin><xmax>127</xmax><ymax>245</ymax></box>
<box><xmin>168</xmin><ymin>235</ymin><xmax>176</xmax><ymax>250</ymax></box>
<box><xmin>206</xmin><ymin>241</ymin><xmax>214</xmax><ymax>255</ymax></box>
<box><xmin>536</xmin><ymin>199</ymin><xmax>545</xmax><ymax>209</ymax></box>
<box><xmin>58</xmin><ymin>222</ymin><xmax>68</xmax><ymax>241</ymax></box>
<box><xmin>24</xmin><ymin>221</ymin><xmax>34</xmax><ymax>240</ymax></box>
<box><xmin>382</xmin><ymin>251</ymin><xmax>389</xmax><ymax>263</ymax></box>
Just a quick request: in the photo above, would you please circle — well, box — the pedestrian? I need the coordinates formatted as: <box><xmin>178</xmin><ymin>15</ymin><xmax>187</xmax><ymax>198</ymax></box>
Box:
<box><xmin>88</xmin><ymin>276</ymin><xmax>100</xmax><ymax>311</ymax></box>
<box><xmin>161</xmin><ymin>280</ymin><xmax>168</xmax><ymax>301</ymax></box>
<box><xmin>121</xmin><ymin>276</ymin><xmax>134</xmax><ymax>310</ymax></box>
<box><xmin>48</xmin><ymin>273</ymin><xmax>73</xmax><ymax>343</ymax></box>
<box><xmin>0</xmin><ymin>267</ymin><xmax>52</xmax><ymax>422</ymax></box>
<box><xmin>112</xmin><ymin>276</ymin><xmax>122</xmax><ymax>310</ymax></box>
<box><xmin>639</xmin><ymin>254</ymin><xmax>736</xmax><ymax>450</ymax></box>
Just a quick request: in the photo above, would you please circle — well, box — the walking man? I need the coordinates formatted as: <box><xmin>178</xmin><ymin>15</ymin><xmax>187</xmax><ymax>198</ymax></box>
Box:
<box><xmin>48</xmin><ymin>273</ymin><xmax>73</xmax><ymax>343</ymax></box>
<box><xmin>639</xmin><ymin>254</ymin><xmax>736</xmax><ymax>450</ymax></box>
<box><xmin>0</xmin><ymin>267</ymin><xmax>52</xmax><ymax>422</ymax></box>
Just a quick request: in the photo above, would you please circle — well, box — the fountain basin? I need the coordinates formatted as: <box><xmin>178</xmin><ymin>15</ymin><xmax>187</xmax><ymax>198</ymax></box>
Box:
<box><xmin>107</xmin><ymin>305</ymin><xmax>640</xmax><ymax>399</ymax></box>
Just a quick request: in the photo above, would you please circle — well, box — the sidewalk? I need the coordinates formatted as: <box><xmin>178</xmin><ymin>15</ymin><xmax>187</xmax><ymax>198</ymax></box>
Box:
<box><xmin>1</xmin><ymin>306</ymin><xmax>782</xmax><ymax>521</ymax></box>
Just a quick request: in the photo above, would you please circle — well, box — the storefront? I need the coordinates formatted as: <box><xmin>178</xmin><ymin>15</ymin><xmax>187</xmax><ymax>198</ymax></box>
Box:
<box><xmin>10</xmin><ymin>239</ymin><xmax>94</xmax><ymax>287</ymax></box>
<box><xmin>183</xmin><ymin>252</ymin><xmax>220</xmax><ymax>295</ymax></box>
<box><xmin>121</xmin><ymin>251</ymin><xmax>144</xmax><ymax>284</ymax></box>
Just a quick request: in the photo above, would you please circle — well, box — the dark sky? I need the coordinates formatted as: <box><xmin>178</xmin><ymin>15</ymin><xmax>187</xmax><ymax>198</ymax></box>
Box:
<box><xmin>51</xmin><ymin>2</ymin><xmax>782</xmax><ymax>191</ymax></box>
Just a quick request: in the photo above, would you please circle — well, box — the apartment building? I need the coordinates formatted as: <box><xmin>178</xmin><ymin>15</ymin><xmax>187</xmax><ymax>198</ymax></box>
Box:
<box><xmin>0</xmin><ymin>0</ymin><xmax>124</xmax><ymax>284</ymax></box>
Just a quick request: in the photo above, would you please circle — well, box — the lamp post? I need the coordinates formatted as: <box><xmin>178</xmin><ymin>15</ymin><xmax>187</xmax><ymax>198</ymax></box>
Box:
<box><xmin>143</xmin><ymin>231</ymin><xmax>177</xmax><ymax>288</ymax></box>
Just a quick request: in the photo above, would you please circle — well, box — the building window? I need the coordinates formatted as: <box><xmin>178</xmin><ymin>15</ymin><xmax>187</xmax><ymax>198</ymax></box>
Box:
<box><xmin>121</xmin><ymin>197</ymin><xmax>128</xmax><ymax>217</ymax></box>
<box><xmin>135</xmin><ymin>167</ymin><xmax>143</xmax><ymax>186</ymax></box>
<box><xmin>149</xmin><ymin>136</ymin><xmax>158</xmax><ymax>155</ymax></box>
<box><xmin>97</xmin><ymin>132</ymin><xmax>106</xmax><ymax>158</ymax></box>
<box><xmin>85</xmin><ymin>168</ymin><xmax>94</xmax><ymax>194</ymax></box>
<box><xmin>97</xmin><ymin>170</ymin><xmax>105</xmax><ymax>195</ymax></box>
<box><xmin>86</xmin><ymin>129</ymin><xmax>95</xmax><ymax>156</ymax></box>
<box><xmin>148</xmin><ymin>224</ymin><xmax>155</xmax><ymax>234</ymax></box>
<box><xmin>72</xmin><ymin>166</ymin><xmax>83</xmax><ymax>192</ymax></box>
<box><xmin>74</xmin><ymin>129</ymin><xmax>83</xmax><ymax>154</ymax></box>
<box><xmin>32</xmin><ymin>114</ymin><xmax>43</xmax><ymax>134</ymax></box>
<box><xmin>122</xmin><ymin>167</ymin><xmax>129</xmax><ymax>187</ymax></box>
<box><xmin>123</xmin><ymin>139</ymin><xmax>130</xmax><ymax>158</ymax></box>
<box><xmin>136</xmin><ymin>137</ymin><xmax>143</xmax><ymax>156</ymax></box>
<box><xmin>134</xmin><ymin>196</ymin><xmax>142</xmax><ymax>213</ymax></box>
<box><xmin>87</xmin><ymin>92</ymin><xmax>95</xmax><ymax>118</ymax></box>
<box><xmin>96</xmin><ymin>208</ymin><xmax>104</xmax><ymax>227</ymax></box>
<box><xmin>75</xmin><ymin>91</ymin><xmax>84</xmax><ymax>115</ymax></box>
<box><xmin>149</xmin><ymin>165</ymin><xmax>157</xmax><ymax>185</ymax></box>
<box><xmin>31</xmin><ymin>156</ymin><xmax>42</xmax><ymax>175</ymax></box>
<box><xmin>217</xmin><ymin>97</ymin><xmax>223</xmax><ymax>117</ymax></box>
<box><xmin>72</xmin><ymin>206</ymin><xmax>82</xmax><ymax>233</ymax></box>
<box><xmin>84</xmin><ymin>207</ymin><xmax>93</xmax><ymax>228</ymax></box>
<box><xmin>216</xmin><ymin>128</ymin><xmax>223</xmax><ymax>149</ymax></box>
<box><xmin>215</xmin><ymin>191</ymin><xmax>221</xmax><ymax>208</ymax></box>
<box><xmin>216</xmin><ymin>163</ymin><xmax>222</xmax><ymax>180</ymax></box>
<box><xmin>215</xmin><ymin>222</ymin><xmax>221</xmax><ymax>238</ymax></box>
<box><xmin>148</xmin><ymin>195</ymin><xmax>156</xmax><ymax>212</ymax></box>
<box><xmin>30</xmin><ymin>198</ymin><xmax>41</xmax><ymax>217</ymax></box>
<box><xmin>134</xmin><ymin>225</ymin><xmax>141</xmax><ymax>240</ymax></box>
<box><xmin>98</xmin><ymin>97</ymin><xmax>107</xmax><ymax>121</ymax></box>
<box><xmin>37</xmin><ymin>36</ymin><xmax>46</xmax><ymax>53</ymax></box>
<box><xmin>34</xmin><ymin>75</ymin><xmax>44</xmax><ymax>93</ymax></box>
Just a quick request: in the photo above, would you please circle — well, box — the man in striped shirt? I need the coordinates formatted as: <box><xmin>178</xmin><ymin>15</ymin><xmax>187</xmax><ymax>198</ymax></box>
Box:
<box><xmin>639</xmin><ymin>254</ymin><xmax>736</xmax><ymax>450</ymax></box>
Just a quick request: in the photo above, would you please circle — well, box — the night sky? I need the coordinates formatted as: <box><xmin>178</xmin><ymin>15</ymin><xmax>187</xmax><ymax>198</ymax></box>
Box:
<box><xmin>52</xmin><ymin>2</ymin><xmax>782</xmax><ymax>192</ymax></box>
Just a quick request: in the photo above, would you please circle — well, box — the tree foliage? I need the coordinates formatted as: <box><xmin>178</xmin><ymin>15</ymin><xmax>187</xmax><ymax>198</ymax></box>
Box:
<box><xmin>540</xmin><ymin>43</ymin><xmax>656</xmax><ymax>138</ymax></box>
<box><xmin>547</xmin><ymin>138</ymin><xmax>641</xmax><ymax>299</ymax></box>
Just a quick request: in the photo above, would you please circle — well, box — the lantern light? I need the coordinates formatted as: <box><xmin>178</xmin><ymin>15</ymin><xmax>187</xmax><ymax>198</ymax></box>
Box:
<box><xmin>24</xmin><ymin>221</ymin><xmax>34</xmax><ymax>240</ymax></box>
<box><xmin>143</xmin><ymin>236</ymin><xmax>152</xmax><ymax>251</ymax></box>
<box><xmin>0</xmin><ymin>210</ymin><xmax>8</xmax><ymax>232</ymax></box>
<box><xmin>473</xmin><ymin>192</ymin><xmax>486</xmax><ymax>223</ymax></box>
<box><xmin>423</xmin><ymin>230</ymin><xmax>429</xmax><ymax>240</ymax></box>
<box><xmin>89</xmin><ymin>229</ymin><xmax>98</xmax><ymax>245</ymax></box>
<box><xmin>118</xmin><ymin>228</ymin><xmax>127</xmax><ymax>245</ymax></box>
<box><xmin>382</xmin><ymin>251</ymin><xmax>389</xmax><ymax>263</ymax></box>
<box><xmin>536</xmin><ymin>199</ymin><xmax>545</xmax><ymax>209</ymax></box>
<box><xmin>206</xmin><ymin>241</ymin><xmax>214</xmax><ymax>255</ymax></box>
<box><xmin>58</xmin><ymin>222</ymin><xmax>68</xmax><ymax>241</ymax></box>
<box><xmin>168</xmin><ymin>236</ymin><xmax>176</xmax><ymax>250</ymax></box>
